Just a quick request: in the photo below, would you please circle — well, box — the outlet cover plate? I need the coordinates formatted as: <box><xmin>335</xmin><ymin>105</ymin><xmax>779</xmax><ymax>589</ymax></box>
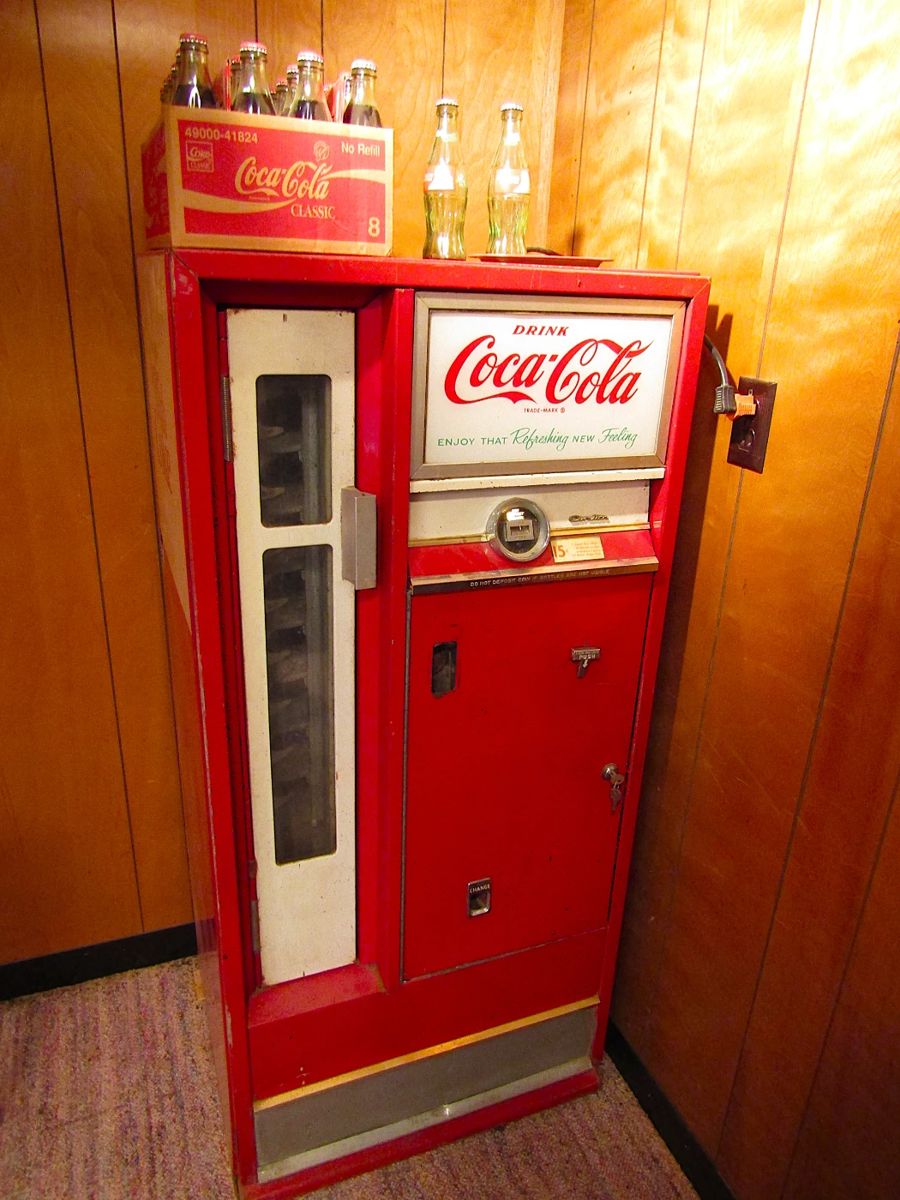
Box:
<box><xmin>727</xmin><ymin>377</ymin><xmax>777</xmax><ymax>473</ymax></box>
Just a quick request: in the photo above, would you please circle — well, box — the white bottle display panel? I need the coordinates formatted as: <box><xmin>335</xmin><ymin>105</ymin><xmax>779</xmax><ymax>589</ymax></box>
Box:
<box><xmin>227</xmin><ymin>307</ymin><xmax>357</xmax><ymax>985</ymax></box>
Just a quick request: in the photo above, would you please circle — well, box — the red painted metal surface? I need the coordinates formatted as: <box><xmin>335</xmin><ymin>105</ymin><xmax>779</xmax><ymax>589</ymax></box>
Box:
<box><xmin>404</xmin><ymin>574</ymin><xmax>651</xmax><ymax>979</ymax></box>
<box><xmin>175</xmin><ymin>249</ymin><xmax>706</xmax><ymax>303</ymax></box>
<box><xmin>249</xmin><ymin>931</ymin><xmax>605</xmax><ymax>1099</ymax></box>
<box><xmin>408</xmin><ymin>527</ymin><xmax>657</xmax><ymax>583</ymax></box>
<box><xmin>165</xmin><ymin>259</ymin><xmax>258</xmax><ymax>1181</ymax></box>
<box><xmin>145</xmin><ymin>249</ymin><xmax>710</xmax><ymax>1193</ymax></box>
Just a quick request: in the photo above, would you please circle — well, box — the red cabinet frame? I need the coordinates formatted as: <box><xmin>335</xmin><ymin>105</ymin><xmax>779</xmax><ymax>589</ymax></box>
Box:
<box><xmin>139</xmin><ymin>252</ymin><xmax>709</xmax><ymax>1196</ymax></box>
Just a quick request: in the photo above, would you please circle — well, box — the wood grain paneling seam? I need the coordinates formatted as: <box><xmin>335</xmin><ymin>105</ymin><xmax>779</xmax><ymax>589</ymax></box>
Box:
<box><xmin>440</xmin><ymin>0</ymin><xmax>448</xmax><ymax>94</ymax></box>
<box><xmin>671</xmin><ymin>0</ymin><xmax>710</xmax><ymax>272</ymax></box>
<box><xmin>110</xmin><ymin>1</ymin><xmax>192</xmax><ymax>933</ymax></box>
<box><xmin>707</xmin><ymin>7</ymin><xmax>837</xmax><ymax>1160</ymax></box>
<box><xmin>754</xmin><ymin>0</ymin><xmax>821</xmax><ymax>373</ymax></box>
<box><xmin>642</xmin><ymin>466</ymin><xmax>744</xmax><ymax>1022</ymax></box>
<box><xmin>784</xmin><ymin>774</ymin><xmax>900</xmax><ymax>1197</ymax></box>
<box><xmin>31</xmin><ymin>0</ymin><xmax>143</xmax><ymax>923</ymax></box>
<box><xmin>736</xmin><ymin>325</ymin><xmax>900</xmax><ymax>1183</ymax></box>
<box><xmin>635</xmin><ymin>0</ymin><xmax>668</xmax><ymax>271</ymax></box>
<box><xmin>571</xmin><ymin>0</ymin><xmax>597</xmax><ymax>256</ymax></box>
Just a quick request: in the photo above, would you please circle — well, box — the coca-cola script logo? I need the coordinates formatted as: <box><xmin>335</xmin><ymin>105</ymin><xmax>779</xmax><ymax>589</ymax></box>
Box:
<box><xmin>235</xmin><ymin>156</ymin><xmax>333</xmax><ymax>201</ymax></box>
<box><xmin>444</xmin><ymin>330</ymin><xmax>651</xmax><ymax>406</ymax></box>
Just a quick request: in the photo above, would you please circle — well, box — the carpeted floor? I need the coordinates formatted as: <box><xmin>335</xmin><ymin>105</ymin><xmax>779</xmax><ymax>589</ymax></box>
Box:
<box><xmin>0</xmin><ymin>958</ymin><xmax>698</xmax><ymax>1199</ymax></box>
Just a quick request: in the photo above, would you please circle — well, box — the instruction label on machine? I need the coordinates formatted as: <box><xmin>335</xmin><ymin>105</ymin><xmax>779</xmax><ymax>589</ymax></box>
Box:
<box><xmin>551</xmin><ymin>535</ymin><xmax>606</xmax><ymax>563</ymax></box>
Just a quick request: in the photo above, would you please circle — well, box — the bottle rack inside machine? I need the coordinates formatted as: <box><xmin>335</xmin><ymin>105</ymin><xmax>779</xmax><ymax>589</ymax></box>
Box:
<box><xmin>139</xmin><ymin>252</ymin><xmax>709</xmax><ymax>1198</ymax></box>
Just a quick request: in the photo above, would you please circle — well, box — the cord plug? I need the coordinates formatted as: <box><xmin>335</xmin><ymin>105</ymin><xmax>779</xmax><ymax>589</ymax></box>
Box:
<box><xmin>713</xmin><ymin>383</ymin><xmax>736</xmax><ymax>415</ymax></box>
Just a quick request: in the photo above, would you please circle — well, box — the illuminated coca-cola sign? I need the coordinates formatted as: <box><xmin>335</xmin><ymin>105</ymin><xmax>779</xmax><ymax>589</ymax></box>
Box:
<box><xmin>415</xmin><ymin>299</ymin><xmax>682</xmax><ymax>477</ymax></box>
<box><xmin>443</xmin><ymin>329</ymin><xmax>650</xmax><ymax>407</ymax></box>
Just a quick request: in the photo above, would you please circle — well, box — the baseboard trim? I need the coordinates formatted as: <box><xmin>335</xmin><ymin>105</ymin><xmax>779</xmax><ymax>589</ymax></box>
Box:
<box><xmin>0</xmin><ymin>923</ymin><xmax>198</xmax><ymax>1002</ymax></box>
<box><xmin>605</xmin><ymin>1022</ymin><xmax>736</xmax><ymax>1200</ymax></box>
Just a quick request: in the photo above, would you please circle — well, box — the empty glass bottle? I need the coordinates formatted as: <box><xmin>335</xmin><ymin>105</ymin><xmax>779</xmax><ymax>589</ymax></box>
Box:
<box><xmin>274</xmin><ymin>79</ymin><xmax>288</xmax><ymax>114</ymax></box>
<box><xmin>232</xmin><ymin>41</ymin><xmax>275</xmax><ymax>115</ymax></box>
<box><xmin>343</xmin><ymin>59</ymin><xmax>382</xmax><ymax>127</ymax></box>
<box><xmin>228</xmin><ymin>55</ymin><xmax>241</xmax><ymax>109</ymax></box>
<box><xmin>290</xmin><ymin>51</ymin><xmax>331</xmax><ymax>121</ymax></box>
<box><xmin>285</xmin><ymin>64</ymin><xmax>299</xmax><ymax>112</ymax></box>
<box><xmin>423</xmin><ymin>98</ymin><xmax>467</xmax><ymax>260</ymax></box>
<box><xmin>487</xmin><ymin>102</ymin><xmax>530</xmax><ymax>255</ymax></box>
<box><xmin>160</xmin><ymin>59</ymin><xmax>178</xmax><ymax>104</ymax></box>
<box><xmin>171</xmin><ymin>33</ymin><xmax>217</xmax><ymax>109</ymax></box>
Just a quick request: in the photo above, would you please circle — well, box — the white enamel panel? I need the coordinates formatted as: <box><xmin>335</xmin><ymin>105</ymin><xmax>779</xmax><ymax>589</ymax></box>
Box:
<box><xmin>408</xmin><ymin>481</ymin><xmax>651</xmax><ymax>544</ymax></box>
<box><xmin>227</xmin><ymin>308</ymin><xmax>357</xmax><ymax>985</ymax></box>
<box><xmin>411</xmin><ymin>293</ymin><xmax>685</xmax><ymax>479</ymax></box>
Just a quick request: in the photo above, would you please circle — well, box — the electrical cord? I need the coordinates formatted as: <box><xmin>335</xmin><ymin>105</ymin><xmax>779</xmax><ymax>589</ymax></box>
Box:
<box><xmin>704</xmin><ymin>335</ymin><xmax>737</xmax><ymax>415</ymax></box>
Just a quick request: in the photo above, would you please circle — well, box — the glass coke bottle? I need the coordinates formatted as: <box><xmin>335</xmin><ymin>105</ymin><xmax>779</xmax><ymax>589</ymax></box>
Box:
<box><xmin>232</xmin><ymin>41</ymin><xmax>275</xmax><ymax>115</ymax></box>
<box><xmin>171</xmin><ymin>34</ymin><xmax>217</xmax><ymax>109</ymax></box>
<box><xmin>285</xmin><ymin>64</ymin><xmax>299</xmax><ymax>112</ymax></box>
<box><xmin>343</xmin><ymin>59</ymin><xmax>382</xmax><ymax>127</ymax></box>
<box><xmin>487</xmin><ymin>102</ymin><xmax>530</xmax><ymax>255</ymax></box>
<box><xmin>228</xmin><ymin>56</ymin><xmax>241</xmax><ymax>109</ymax></box>
<box><xmin>290</xmin><ymin>51</ymin><xmax>331</xmax><ymax>121</ymax></box>
<box><xmin>423</xmin><ymin>99</ymin><xmax>467</xmax><ymax>260</ymax></box>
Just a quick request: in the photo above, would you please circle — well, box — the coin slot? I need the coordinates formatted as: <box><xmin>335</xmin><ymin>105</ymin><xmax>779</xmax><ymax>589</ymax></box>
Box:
<box><xmin>431</xmin><ymin>641</ymin><xmax>458</xmax><ymax>697</ymax></box>
<box><xmin>467</xmin><ymin>878</ymin><xmax>492</xmax><ymax>917</ymax></box>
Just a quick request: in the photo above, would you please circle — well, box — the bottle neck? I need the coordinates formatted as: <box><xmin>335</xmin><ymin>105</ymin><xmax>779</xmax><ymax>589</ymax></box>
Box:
<box><xmin>240</xmin><ymin>54</ymin><xmax>271</xmax><ymax>97</ymax></box>
<box><xmin>435</xmin><ymin>106</ymin><xmax>459</xmax><ymax>143</ymax></box>
<box><xmin>177</xmin><ymin>45</ymin><xmax>211</xmax><ymax>89</ymax></box>
<box><xmin>298</xmin><ymin>63</ymin><xmax>325</xmax><ymax>102</ymax></box>
<box><xmin>500</xmin><ymin>110</ymin><xmax>523</xmax><ymax>146</ymax></box>
<box><xmin>350</xmin><ymin>70</ymin><xmax>377</xmax><ymax>110</ymax></box>
<box><xmin>426</xmin><ymin>106</ymin><xmax>465</xmax><ymax>194</ymax></box>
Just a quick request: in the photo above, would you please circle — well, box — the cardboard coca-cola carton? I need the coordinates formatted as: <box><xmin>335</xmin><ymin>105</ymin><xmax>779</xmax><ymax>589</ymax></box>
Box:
<box><xmin>141</xmin><ymin>106</ymin><xmax>392</xmax><ymax>255</ymax></box>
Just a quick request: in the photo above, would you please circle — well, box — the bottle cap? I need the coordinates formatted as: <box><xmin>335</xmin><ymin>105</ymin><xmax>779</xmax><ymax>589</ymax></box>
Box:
<box><xmin>500</xmin><ymin>101</ymin><xmax>524</xmax><ymax>112</ymax></box>
<box><xmin>350</xmin><ymin>59</ymin><xmax>377</xmax><ymax>74</ymax></box>
<box><xmin>286</xmin><ymin>64</ymin><xmax>299</xmax><ymax>79</ymax></box>
<box><xmin>240</xmin><ymin>41</ymin><xmax>268</xmax><ymax>56</ymax></box>
<box><xmin>229</xmin><ymin>55</ymin><xmax>240</xmax><ymax>68</ymax></box>
<box><xmin>297</xmin><ymin>50</ymin><xmax>325</xmax><ymax>65</ymax></box>
<box><xmin>179</xmin><ymin>33</ymin><xmax>208</xmax><ymax>48</ymax></box>
<box><xmin>436</xmin><ymin>97</ymin><xmax>459</xmax><ymax>108</ymax></box>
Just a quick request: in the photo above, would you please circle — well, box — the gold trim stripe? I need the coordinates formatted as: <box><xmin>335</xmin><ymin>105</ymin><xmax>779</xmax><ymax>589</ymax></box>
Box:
<box><xmin>253</xmin><ymin>996</ymin><xmax>598</xmax><ymax>1113</ymax></box>
<box><xmin>408</xmin><ymin>521</ymin><xmax>650</xmax><ymax>548</ymax></box>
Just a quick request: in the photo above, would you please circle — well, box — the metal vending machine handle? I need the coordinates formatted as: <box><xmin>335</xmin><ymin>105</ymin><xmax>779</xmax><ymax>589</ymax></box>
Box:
<box><xmin>602</xmin><ymin>762</ymin><xmax>626</xmax><ymax>812</ymax></box>
<box><xmin>341</xmin><ymin>487</ymin><xmax>377</xmax><ymax>590</ymax></box>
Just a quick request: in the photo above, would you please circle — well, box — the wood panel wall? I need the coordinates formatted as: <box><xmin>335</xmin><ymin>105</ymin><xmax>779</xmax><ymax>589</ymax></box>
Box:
<box><xmin>550</xmin><ymin>1</ymin><xmax>900</xmax><ymax>1196</ymax></box>
<box><xmin>0</xmin><ymin>1</ymin><xmax>562</xmax><ymax>967</ymax></box>
<box><xmin>5</xmin><ymin>0</ymin><xmax>899</xmax><ymax>1194</ymax></box>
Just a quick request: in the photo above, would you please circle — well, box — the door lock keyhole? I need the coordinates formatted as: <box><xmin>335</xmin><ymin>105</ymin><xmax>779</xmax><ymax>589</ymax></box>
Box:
<box><xmin>602</xmin><ymin>762</ymin><xmax>626</xmax><ymax>811</ymax></box>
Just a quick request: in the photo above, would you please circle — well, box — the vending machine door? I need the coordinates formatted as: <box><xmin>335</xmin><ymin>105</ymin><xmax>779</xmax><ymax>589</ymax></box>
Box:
<box><xmin>403</xmin><ymin>571</ymin><xmax>650</xmax><ymax>980</ymax></box>
<box><xmin>227</xmin><ymin>308</ymin><xmax>360</xmax><ymax>986</ymax></box>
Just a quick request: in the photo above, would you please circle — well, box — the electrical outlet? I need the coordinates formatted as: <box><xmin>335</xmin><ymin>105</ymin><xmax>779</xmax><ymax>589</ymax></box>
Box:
<box><xmin>727</xmin><ymin>377</ymin><xmax>777</xmax><ymax>473</ymax></box>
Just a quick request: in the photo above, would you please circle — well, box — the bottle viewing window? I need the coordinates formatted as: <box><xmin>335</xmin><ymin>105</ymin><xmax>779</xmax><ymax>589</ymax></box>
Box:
<box><xmin>343</xmin><ymin>59</ymin><xmax>382</xmax><ymax>127</ymax></box>
<box><xmin>290</xmin><ymin>52</ymin><xmax>331</xmax><ymax>121</ymax></box>
<box><xmin>487</xmin><ymin>101</ymin><xmax>530</xmax><ymax>255</ymax></box>
<box><xmin>423</xmin><ymin>98</ymin><xmax>467</xmax><ymax>260</ymax></box>
<box><xmin>232</xmin><ymin>41</ymin><xmax>275</xmax><ymax>115</ymax></box>
<box><xmin>171</xmin><ymin>33</ymin><xmax>218</xmax><ymax>109</ymax></box>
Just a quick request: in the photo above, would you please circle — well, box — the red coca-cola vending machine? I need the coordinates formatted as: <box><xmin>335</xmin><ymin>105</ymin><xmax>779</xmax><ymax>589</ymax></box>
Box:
<box><xmin>139</xmin><ymin>251</ymin><xmax>708</xmax><ymax>1198</ymax></box>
